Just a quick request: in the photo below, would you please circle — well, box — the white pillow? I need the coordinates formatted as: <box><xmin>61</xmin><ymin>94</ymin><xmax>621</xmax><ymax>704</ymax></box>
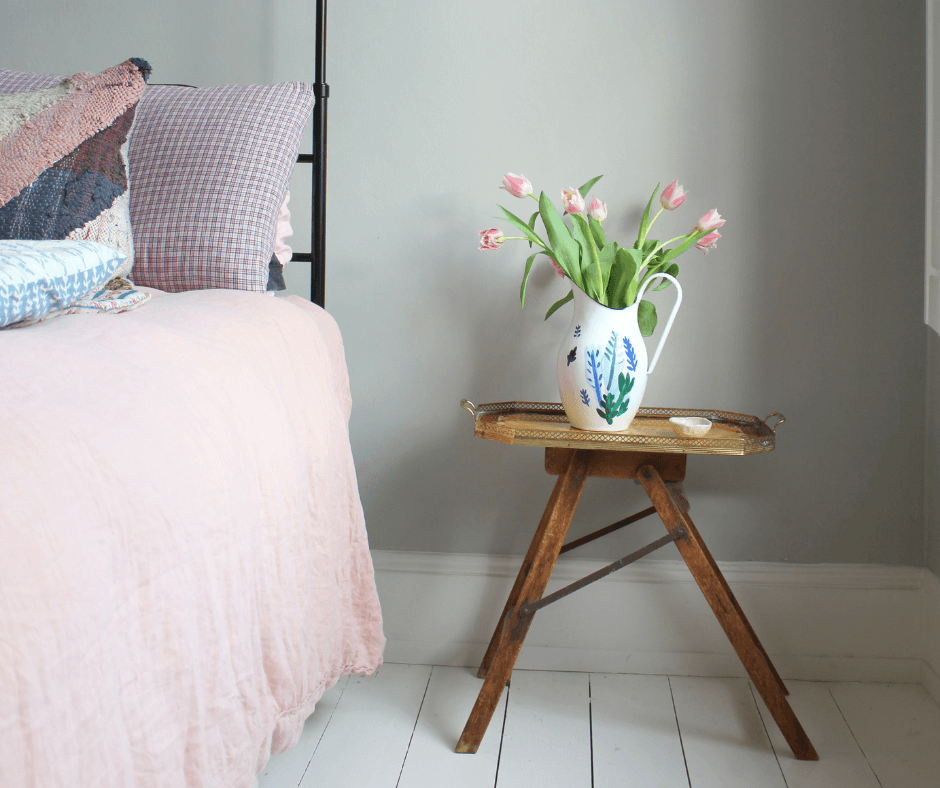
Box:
<box><xmin>0</xmin><ymin>240</ymin><xmax>126</xmax><ymax>327</ymax></box>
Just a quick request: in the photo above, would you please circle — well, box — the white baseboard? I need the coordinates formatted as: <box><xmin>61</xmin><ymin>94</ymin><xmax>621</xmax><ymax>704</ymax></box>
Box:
<box><xmin>925</xmin><ymin>570</ymin><xmax>940</xmax><ymax>703</ymax></box>
<box><xmin>372</xmin><ymin>550</ymin><xmax>932</xmax><ymax>685</ymax></box>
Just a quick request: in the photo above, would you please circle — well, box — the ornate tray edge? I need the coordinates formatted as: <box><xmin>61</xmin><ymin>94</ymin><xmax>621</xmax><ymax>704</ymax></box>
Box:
<box><xmin>460</xmin><ymin>400</ymin><xmax>781</xmax><ymax>455</ymax></box>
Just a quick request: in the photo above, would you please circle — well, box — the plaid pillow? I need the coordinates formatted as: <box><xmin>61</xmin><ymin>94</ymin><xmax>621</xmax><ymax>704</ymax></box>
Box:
<box><xmin>0</xmin><ymin>70</ymin><xmax>314</xmax><ymax>293</ymax></box>
<box><xmin>0</xmin><ymin>59</ymin><xmax>151</xmax><ymax>281</ymax></box>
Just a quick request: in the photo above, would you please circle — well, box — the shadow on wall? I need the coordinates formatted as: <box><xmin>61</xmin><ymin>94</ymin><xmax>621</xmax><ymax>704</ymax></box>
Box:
<box><xmin>354</xmin><ymin>1</ymin><xmax>926</xmax><ymax>566</ymax></box>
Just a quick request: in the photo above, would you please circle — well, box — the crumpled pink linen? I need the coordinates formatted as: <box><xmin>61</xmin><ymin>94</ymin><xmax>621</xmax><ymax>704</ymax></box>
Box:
<box><xmin>0</xmin><ymin>289</ymin><xmax>385</xmax><ymax>788</ymax></box>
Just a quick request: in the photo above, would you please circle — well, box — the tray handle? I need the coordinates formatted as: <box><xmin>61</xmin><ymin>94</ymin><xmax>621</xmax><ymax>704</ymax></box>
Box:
<box><xmin>460</xmin><ymin>399</ymin><xmax>478</xmax><ymax>418</ymax></box>
<box><xmin>763</xmin><ymin>412</ymin><xmax>786</xmax><ymax>432</ymax></box>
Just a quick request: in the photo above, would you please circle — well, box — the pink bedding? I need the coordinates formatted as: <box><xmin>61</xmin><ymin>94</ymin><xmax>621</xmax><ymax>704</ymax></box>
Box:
<box><xmin>0</xmin><ymin>290</ymin><xmax>385</xmax><ymax>787</ymax></box>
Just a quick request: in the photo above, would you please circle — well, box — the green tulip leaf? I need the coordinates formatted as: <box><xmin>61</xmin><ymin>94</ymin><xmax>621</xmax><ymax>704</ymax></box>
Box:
<box><xmin>607</xmin><ymin>247</ymin><xmax>640</xmax><ymax>309</ymax></box>
<box><xmin>577</xmin><ymin>175</ymin><xmax>603</xmax><ymax>198</ymax></box>
<box><xmin>499</xmin><ymin>205</ymin><xmax>548</xmax><ymax>250</ymax></box>
<box><xmin>520</xmin><ymin>250</ymin><xmax>556</xmax><ymax>306</ymax></box>
<box><xmin>653</xmin><ymin>263</ymin><xmax>679</xmax><ymax>290</ymax></box>
<box><xmin>571</xmin><ymin>214</ymin><xmax>604</xmax><ymax>302</ymax></box>
<box><xmin>545</xmin><ymin>289</ymin><xmax>574</xmax><ymax>320</ymax></box>
<box><xmin>538</xmin><ymin>191</ymin><xmax>583</xmax><ymax>289</ymax></box>
<box><xmin>625</xmin><ymin>272</ymin><xmax>640</xmax><ymax>307</ymax></box>
<box><xmin>638</xmin><ymin>299</ymin><xmax>658</xmax><ymax>337</ymax></box>
<box><xmin>527</xmin><ymin>210</ymin><xmax>539</xmax><ymax>248</ymax></box>
<box><xmin>598</xmin><ymin>241</ymin><xmax>617</xmax><ymax>280</ymax></box>
<box><xmin>636</xmin><ymin>183</ymin><xmax>660</xmax><ymax>248</ymax></box>
<box><xmin>588</xmin><ymin>215</ymin><xmax>607</xmax><ymax>248</ymax></box>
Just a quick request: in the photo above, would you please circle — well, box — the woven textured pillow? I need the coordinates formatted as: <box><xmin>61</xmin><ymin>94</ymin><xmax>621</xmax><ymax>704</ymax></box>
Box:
<box><xmin>0</xmin><ymin>71</ymin><xmax>313</xmax><ymax>293</ymax></box>
<box><xmin>0</xmin><ymin>60</ymin><xmax>150</xmax><ymax>281</ymax></box>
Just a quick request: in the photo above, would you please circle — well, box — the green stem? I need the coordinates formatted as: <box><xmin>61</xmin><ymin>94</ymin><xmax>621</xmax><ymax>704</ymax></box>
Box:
<box><xmin>646</xmin><ymin>206</ymin><xmax>664</xmax><ymax>235</ymax></box>
<box><xmin>502</xmin><ymin>234</ymin><xmax>550</xmax><ymax>250</ymax></box>
<box><xmin>641</xmin><ymin>234</ymin><xmax>689</xmax><ymax>267</ymax></box>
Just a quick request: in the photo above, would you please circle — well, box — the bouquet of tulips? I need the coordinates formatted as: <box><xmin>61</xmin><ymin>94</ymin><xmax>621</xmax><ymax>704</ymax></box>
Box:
<box><xmin>478</xmin><ymin>173</ymin><xmax>725</xmax><ymax>336</ymax></box>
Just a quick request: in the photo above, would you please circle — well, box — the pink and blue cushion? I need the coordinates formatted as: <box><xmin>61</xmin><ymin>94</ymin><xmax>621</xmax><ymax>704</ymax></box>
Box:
<box><xmin>0</xmin><ymin>59</ymin><xmax>150</xmax><ymax>281</ymax></box>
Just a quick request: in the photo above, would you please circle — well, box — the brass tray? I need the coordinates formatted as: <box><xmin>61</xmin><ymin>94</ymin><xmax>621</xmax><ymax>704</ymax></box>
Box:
<box><xmin>460</xmin><ymin>401</ymin><xmax>782</xmax><ymax>456</ymax></box>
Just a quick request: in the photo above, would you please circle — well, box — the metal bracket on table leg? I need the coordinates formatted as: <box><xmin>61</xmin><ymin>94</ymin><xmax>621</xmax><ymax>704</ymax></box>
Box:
<box><xmin>667</xmin><ymin>483</ymin><xmax>690</xmax><ymax>514</ymax></box>
<box><xmin>520</xmin><ymin>527</ymin><xmax>688</xmax><ymax>615</ymax></box>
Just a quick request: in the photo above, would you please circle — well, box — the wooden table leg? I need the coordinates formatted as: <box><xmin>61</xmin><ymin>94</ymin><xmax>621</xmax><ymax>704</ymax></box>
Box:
<box><xmin>637</xmin><ymin>464</ymin><xmax>819</xmax><ymax>761</ymax></box>
<box><xmin>456</xmin><ymin>449</ymin><xmax>591</xmax><ymax>754</ymax></box>
<box><xmin>476</xmin><ymin>475</ymin><xmax>565</xmax><ymax>681</ymax></box>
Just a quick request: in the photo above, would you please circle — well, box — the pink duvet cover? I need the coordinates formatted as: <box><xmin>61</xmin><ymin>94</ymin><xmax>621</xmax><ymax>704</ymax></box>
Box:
<box><xmin>0</xmin><ymin>290</ymin><xmax>385</xmax><ymax>787</ymax></box>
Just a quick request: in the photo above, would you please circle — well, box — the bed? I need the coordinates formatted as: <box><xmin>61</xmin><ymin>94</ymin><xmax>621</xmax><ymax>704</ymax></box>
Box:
<box><xmin>0</xmin><ymin>9</ymin><xmax>385</xmax><ymax>788</ymax></box>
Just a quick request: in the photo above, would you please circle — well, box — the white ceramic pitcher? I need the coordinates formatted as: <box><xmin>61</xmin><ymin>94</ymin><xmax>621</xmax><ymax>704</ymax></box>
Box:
<box><xmin>556</xmin><ymin>273</ymin><xmax>683</xmax><ymax>432</ymax></box>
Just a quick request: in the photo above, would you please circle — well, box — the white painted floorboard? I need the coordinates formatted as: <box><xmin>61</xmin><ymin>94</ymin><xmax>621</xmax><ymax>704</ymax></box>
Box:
<box><xmin>397</xmin><ymin>667</ymin><xmax>505</xmax><ymax>788</ymax></box>
<box><xmin>754</xmin><ymin>681</ymin><xmax>881</xmax><ymax>788</ymax></box>
<box><xmin>297</xmin><ymin>663</ymin><xmax>432</xmax><ymax>788</ymax></box>
<box><xmin>590</xmin><ymin>673</ymin><xmax>689</xmax><ymax>788</ymax></box>
<box><xmin>829</xmin><ymin>682</ymin><xmax>940</xmax><ymax>788</ymax></box>
<box><xmin>256</xmin><ymin>676</ymin><xmax>349</xmax><ymax>788</ymax></box>
<box><xmin>496</xmin><ymin>669</ymin><xmax>592</xmax><ymax>788</ymax></box>
<box><xmin>670</xmin><ymin>675</ymin><xmax>787</xmax><ymax>788</ymax></box>
<box><xmin>256</xmin><ymin>666</ymin><xmax>940</xmax><ymax>788</ymax></box>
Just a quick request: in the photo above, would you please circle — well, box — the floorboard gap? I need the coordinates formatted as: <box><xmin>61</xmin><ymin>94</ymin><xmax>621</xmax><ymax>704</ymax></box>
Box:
<box><xmin>588</xmin><ymin>675</ymin><xmax>594</xmax><ymax>788</ymax></box>
<box><xmin>394</xmin><ymin>666</ymin><xmax>434</xmax><ymax>788</ymax></box>
<box><xmin>493</xmin><ymin>678</ymin><xmax>511</xmax><ymax>788</ymax></box>
<box><xmin>828</xmin><ymin>686</ymin><xmax>885</xmax><ymax>788</ymax></box>
<box><xmin>668</xmin><ymin>677</ymin><xmax>693</xmax><ymax>788</ymax></box>
<box><xmin>296</xmin><ymin>676</ymin><xmax>349</xmax><ymax>788</ymax></box>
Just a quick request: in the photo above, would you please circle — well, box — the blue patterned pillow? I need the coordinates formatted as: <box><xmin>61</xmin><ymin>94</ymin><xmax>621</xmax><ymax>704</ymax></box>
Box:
<box><xmin>0</xmin><ymin>240</ymin><xmax>126</xmax><ymax>327</ymax></box>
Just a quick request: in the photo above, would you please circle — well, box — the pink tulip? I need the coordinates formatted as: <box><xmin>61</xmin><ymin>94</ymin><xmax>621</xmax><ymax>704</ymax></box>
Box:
<box><xmin>500</xmin><ymin>172</ymin><xmax>533</xmax><ymax>199</ymax></box>
<box><xmin>694</xmin><ymin>230</ymin><xmax>721</xmax><ymax>253</ymax></box>
<box><xmin>660</xmin><ymin>180</ymin><xmax>687</xmax><ymax>211</ymax></box>
<box><xmin>550</xmin><ymin>258</ymin><xmax>566</xmax><ymax>278</ymax></box>
<box><xmin>561</xmin><ymin>187</ymin><xmax>585</xmax><ymax>215</ymax></box>
<box><xmin>695</xmin><ymin>209</ymin><xmax>726</xmax><ymax>233</ymax></box>
<box><xmin>477</xmin><ymin>228</ymin><xmax>504</xmax><ymax>250</ymax></box>
<box><xmin>587</xmin><ymin>196</ymin><xmax>608</xmax><ymax>222</ymax></box>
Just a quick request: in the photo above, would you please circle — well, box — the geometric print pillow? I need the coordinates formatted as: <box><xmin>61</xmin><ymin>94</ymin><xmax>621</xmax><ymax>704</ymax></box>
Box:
<box><xmin>0</xmin><ymin>239</ymin><xmax>127</xmax><ymax>327</ymax></box>
<box><xmin>0</xmin><ymin>58</ymin><xmax>150</xmax><ymax>281</ymax></box>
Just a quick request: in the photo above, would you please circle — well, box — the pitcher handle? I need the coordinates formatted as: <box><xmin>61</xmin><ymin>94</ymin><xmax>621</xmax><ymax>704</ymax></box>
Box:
<box><xmin>635</xmin><ymin>273</ymin><xmax>683</xmax><ymax>375</ymax></box>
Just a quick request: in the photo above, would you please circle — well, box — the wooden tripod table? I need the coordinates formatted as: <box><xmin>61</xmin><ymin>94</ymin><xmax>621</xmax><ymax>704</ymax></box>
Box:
<box><xmin>454</xmin><ymin>401</ymin><xmax>818</xmax><ymax>761</ymax></box>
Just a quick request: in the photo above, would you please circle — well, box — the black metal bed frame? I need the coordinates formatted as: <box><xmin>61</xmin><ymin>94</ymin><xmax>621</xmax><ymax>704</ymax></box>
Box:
<box><xmin>291</xmin><ymin>0</ymin><xmax>328</xmax><ymax>308</ymax></box>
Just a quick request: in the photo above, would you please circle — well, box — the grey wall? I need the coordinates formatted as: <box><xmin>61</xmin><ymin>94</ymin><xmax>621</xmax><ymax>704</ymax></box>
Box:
<box><xmin>321</xmin><ymin>0</ymin><xmax>927</xmax><ymax>564</ymax></box>
<box><xmin>927</xmin><ymin>331</ymin><xmax>940</xmax><ymax>575</ymax></box>
<box><xmin>926</xmin><ymin>0</ymin><xmax>940</xmax><ymax>578</ymax></box>
<box><xmin>1</xmin><ymin>0</ymin><xmax>928</xmax><ymax>565</ymax></box>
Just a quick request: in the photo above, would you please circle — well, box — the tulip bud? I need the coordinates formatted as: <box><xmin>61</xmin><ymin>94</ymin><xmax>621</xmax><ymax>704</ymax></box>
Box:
<box><xmin>561</xmin><ymin>188</ymin><xmax>585</xmax><ymax>215</ymax></box>
<box><xmin>694</xmin><ymin>230</ymin><xmax>721</xmax><ymax>253</ymax></box>
<box><xmin>477</xmin><ymin>228</ymin><xmax>505</xmax><ymax>250</ymax></box>
<box><xmin>500</xmin><ymin>173</ymin><xmax>533</xmax><ymax>199</ymax></box>
<box><xmin>660</xmin><ymin>180</ymin><xmax>687</xmax><ymax>211</ymax></box>
<box><xmin>695</xmin><ymin>209</ymin><xmax>726</xmax><ymax>233</ymax></box>
<box><xmin>550</xmin><ymin>258</ymin><xmax>566</xmax><ymax>278</ymax></box>
<box><xmin>587</xmin><ymin>196</ymin><xmax>608</xmax><ymax>222</ymax></box>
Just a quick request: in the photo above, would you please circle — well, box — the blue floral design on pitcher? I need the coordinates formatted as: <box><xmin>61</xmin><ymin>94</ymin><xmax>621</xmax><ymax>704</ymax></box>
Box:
<box><xmin>582</xmin><ymin>331</ymin><xmax>636</xmax><ymax>424</ymax></box>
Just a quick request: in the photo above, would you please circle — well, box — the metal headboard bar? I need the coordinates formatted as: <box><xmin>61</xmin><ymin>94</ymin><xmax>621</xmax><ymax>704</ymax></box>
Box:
<box><xmin>293</xmin><ymin>0</ymin><xmax>328</xmax><ymax>308</ymax></box>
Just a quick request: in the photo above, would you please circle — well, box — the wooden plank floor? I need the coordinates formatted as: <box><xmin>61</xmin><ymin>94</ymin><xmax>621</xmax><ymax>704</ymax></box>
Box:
<box><xmin>257</xmin><ymin>666</ymin><xmax>940</xmax><ymax>788</ymax></box>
